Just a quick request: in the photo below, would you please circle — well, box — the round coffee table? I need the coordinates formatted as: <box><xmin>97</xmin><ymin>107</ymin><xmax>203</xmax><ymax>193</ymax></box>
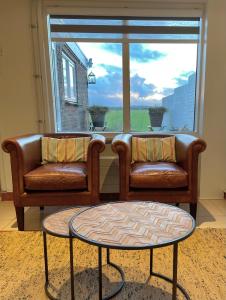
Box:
<box><xmin>69</xmin><ymin>201</ymin><xmax>195</xmax><ymax>300</ymax></box>
<box><xmin>42</xmin><ymin>207</ymin><xmax>88</xmax><ymax>300</ymax></box>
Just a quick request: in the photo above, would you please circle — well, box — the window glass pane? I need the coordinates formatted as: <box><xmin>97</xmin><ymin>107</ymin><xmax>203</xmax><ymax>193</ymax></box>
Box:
<box><xmin>52</xmin><ymin>42</ymin><xmax>123</xmax><ymax>132</ymax></box>
<box><xmin>52</xmin><ymin>32</ymin><xmax>198</xmax><ymax>41</ymax></box>
<box><xmin>51</xmin><ymin>32</ymin><xmax>123</xmax><ymax>40</ymax></box>
<box><xmin>62</xmin><ymin>57</ymin><xmax>68</xmax><ymax>98</ymax></box>
<box><xmin>127</xmin><ymin>20</ymin><xmax>199</xmax><ymax>27</ymax></box>
<box><xmin>50</xmin><ymin>17</ymin><xmax>199</xmax><ymax>27</ymax></box>
<box><xmin>69</xmin><ymin>63</ymin><xmax>75</xmax><ymax>98</ymax></box>
<box><xmin>128</xmin><ymin>33</ymin><xmax>198</xmax><ymax>40</ymax></box>
<box><xmin>78</xmin><ymin>42</ymin><xmax>123</xmax><ymax>132</ymax></box>
<box><xmin>50</xmin><ymin>18</ymin><xmax>124</xmax><ymax>26</ymax></box>
<box><xmin>130</xmin><ymin>43</ymin><xmax>197</xmax><ymax>132</ymax></box>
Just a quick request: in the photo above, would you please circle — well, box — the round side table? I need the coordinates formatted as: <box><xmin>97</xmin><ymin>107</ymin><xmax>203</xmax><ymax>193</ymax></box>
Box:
<box><xmin>69</xmin><ymin>201</ymin><xmax>195</xmax><ymax>300</ymax></box>
<box><xmin>42</xmin><ymin>207</ymin><xmax>87</xmax><ymax>300</ymax></box>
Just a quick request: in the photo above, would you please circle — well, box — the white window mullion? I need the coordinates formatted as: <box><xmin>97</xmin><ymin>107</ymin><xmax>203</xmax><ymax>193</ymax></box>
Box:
<box><xmin>194</xmin><ymin>15</ymin><xmax>206</xmax><ymax>135</ymax></box>
<box><xmin>123</xmin><ymin>42</ymin><xmax>130</xmax><ymax>133</ymax></box>
<box><xmin>66</xmin><ymin>60</ymin><xmax>70</xmax><ymax>98</ymax></box>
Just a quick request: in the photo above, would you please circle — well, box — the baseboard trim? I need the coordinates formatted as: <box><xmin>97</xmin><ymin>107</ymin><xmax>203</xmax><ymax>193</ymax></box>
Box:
<box><xmin>0</xmin><ymin>192</ymin><xmax>13</xmax><ymax>201</ymax></box>
<box><xmin>0</xmin><ymin>192</ymin><xmax>120</xmax><ymax>202</ymax></box>
<box><xmin>1</xmin><ymin>192</ymin><xmax>224</xmax><ymax>202</ymax></box>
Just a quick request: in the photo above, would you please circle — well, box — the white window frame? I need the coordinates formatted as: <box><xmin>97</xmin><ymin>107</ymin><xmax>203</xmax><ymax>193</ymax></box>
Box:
<box><xmin>62</xmin><ymin>52</ymin><xmax>78</xmax><ymax>103</ymax></box>
<box><xmin>32</xmin><ymin>1</ymin><xmax>207</xmax><ymax>137</ymax></box>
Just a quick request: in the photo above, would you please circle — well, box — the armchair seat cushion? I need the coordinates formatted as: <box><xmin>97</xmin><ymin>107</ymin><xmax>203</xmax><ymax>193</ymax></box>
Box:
<box><xmin>130</xmin><ymin>162</ymin><xmax>188</xmax><ymax>189</ymax></box>
<box><xmin>24</xmin><ymin>163</ymin><xmax>87</xmax><ymax>191</ymax></box>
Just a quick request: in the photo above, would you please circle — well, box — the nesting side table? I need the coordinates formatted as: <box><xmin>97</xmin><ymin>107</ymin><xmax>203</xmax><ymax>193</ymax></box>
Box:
<box><xmin>69</xmin><ymin>201</ymin><xmax>195</xmax><ymax>300</ymax></box>
<box><xmin>42</xmin><ymin>207</ymin><xmax>87</xmax><ymax>300</ymax></box>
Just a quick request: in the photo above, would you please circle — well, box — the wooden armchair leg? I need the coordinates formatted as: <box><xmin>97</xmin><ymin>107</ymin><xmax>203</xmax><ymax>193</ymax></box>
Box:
<box><xmin>15</xmin><ymin>207</ymin><xmax>24</xmax><ymax>231</ymax></box>
<box><xmin>190</xmin><ymin>203</ymin><xmax>197</xmax><ymax>221</ymax></box>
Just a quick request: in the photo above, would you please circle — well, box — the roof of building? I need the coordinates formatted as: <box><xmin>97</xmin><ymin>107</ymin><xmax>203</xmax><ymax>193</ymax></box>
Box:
<box><xmin>66</xmin><ymin>42</ymin><xmax>88</xmax><ymax>68</ymax></box>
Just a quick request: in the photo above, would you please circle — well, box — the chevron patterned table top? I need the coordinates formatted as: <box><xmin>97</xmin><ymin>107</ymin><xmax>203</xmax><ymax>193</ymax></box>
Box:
<box><xmin>70</xmin><ymin>202</ymin><xmax>195</xmax><ymax>248</ymax></box>
<box><xmin>43</xmin><ymin>207</ymin><xmax>88</xmax><ymax>237</ymax></box>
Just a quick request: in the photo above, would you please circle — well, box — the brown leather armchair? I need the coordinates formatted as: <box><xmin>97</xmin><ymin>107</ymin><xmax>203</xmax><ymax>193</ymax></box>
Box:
<box><xmin>2</xmin><ymin>133</ymin><xmax>105</xmax><ymax>230</ymax></box>
<box><xmin>112</xmin><ymin>133</ymin><xmax>206</xmax><ymax>220</ymax></box>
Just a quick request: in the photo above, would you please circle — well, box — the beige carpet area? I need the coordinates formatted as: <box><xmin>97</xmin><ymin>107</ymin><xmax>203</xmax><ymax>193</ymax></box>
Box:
<box><xmin>0</xmin><ymin>228</ymin><xmax>225</xmax><ymax>300</ymax></box>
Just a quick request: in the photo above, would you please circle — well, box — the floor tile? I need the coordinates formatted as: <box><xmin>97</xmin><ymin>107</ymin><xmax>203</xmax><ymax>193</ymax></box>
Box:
<box><xmin>0</xmin><ymin>199</ymin><xmax>225</xmax><ymax>230</ymax></box>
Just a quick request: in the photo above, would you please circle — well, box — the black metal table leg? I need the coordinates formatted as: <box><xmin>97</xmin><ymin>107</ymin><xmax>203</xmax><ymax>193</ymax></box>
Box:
<box><xmin>43</xmin><ymin>232</ymin><xmax>58</xmax><ymax>300</ymax></box>
<box><xmin>172</xmin><ymin>243</ymin><xmax>178</xmax><ymax>300</ymax></box>
<box><xmin>107</xmin><ymin>248</ymin><xmax>110</xmax><ymax>264</ymax></box>
<box><xmin>103</xmin><ymin>247</ymin><xmax>125</xmax><ymax>300</ymax></box>
<box><xmin>98</xmin><ymin>247</ymin><xmax>103</xmax><ymax>300</ymax></box>
<box><xmin>43</xmin><ymin>232</ymin><xmax>49</xmax><ymax>283</ymax></box>
<box><xmin>150</xmin><ymin>248</ymin><xmax>153</xmax><ymax>276</ymax></box>
<box><xmin>70</xmin><ymin>236</ymin><xmax>75</xmax><ymax>300</ymax></box>
<box><xmin>148</xmin><ymin>243</ymin><xmax>190</xmax><ymax>300</ymax></box>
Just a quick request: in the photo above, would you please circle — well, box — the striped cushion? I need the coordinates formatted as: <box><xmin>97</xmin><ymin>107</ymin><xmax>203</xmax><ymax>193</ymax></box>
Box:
<box><xmin>42</xmin><ymin>137</ymin><xmax>91</xmax><ymax>163</ymax></box>
<box><xmin>132</xmin><ymin>136</ymin><xmax>176</xmax><ymax>162</ymax></box>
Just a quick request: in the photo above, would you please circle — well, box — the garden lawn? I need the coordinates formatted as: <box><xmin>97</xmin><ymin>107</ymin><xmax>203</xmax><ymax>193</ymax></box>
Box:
<box><xmin>105</xmin><ymin>109</ymin><xmax>150</xmax><ymax>132</ymax></box>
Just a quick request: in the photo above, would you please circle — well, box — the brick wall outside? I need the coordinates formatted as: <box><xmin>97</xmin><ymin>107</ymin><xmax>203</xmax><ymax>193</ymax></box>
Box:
<box><xmin>56</xmin><ymin>43</ymin><xmax>89</xmax><ymax>132</ymax></box>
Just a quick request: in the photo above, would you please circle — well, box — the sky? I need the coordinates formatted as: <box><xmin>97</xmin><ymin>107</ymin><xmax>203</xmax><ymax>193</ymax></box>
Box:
<box><xmin>77</xmin><ymin>42</ymin><xmax>197</xmax><ymax>107</ymax></box>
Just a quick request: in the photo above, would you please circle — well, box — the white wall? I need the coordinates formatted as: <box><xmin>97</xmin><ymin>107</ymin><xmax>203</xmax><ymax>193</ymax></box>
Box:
<box><xmin>0</xmin><ymin>0</ymin><xmax>225</xmax><ymax>199</ymax></box>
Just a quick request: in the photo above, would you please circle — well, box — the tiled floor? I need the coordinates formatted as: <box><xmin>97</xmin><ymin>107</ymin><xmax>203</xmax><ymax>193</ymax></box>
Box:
<box><xmin>0</xmin><ymin>199</ymin><xmax>225</xmax><ymax>231</ymax></box>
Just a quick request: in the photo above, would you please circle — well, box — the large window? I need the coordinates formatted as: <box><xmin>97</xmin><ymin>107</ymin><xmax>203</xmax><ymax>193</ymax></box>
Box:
<box><xmin>50</xmin><ymin>16</ymin><xmax>201</xmax><ymax>133</ymax></box>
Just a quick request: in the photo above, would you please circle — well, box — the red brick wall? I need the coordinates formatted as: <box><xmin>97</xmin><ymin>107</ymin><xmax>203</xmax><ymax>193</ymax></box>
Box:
<box><xmin>56</xmin><ymin>43</ymin><xmax>89</xmax><ymax>131</ymax></box>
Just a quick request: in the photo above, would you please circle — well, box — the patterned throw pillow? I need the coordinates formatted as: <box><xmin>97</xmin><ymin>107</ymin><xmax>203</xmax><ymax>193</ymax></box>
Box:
<box><xmin>132</xmin><ymin>136</ymin><xmax>176</xmax><ymax>162</ymax></box>
<box><xmin>42</xmin><ymin>137</ymin><xmax>91</xmax><ymax>163</ymax></box>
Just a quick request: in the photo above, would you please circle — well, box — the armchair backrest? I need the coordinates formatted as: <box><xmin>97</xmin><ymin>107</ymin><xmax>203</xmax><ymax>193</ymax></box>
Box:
<box><xmin>43</xmin><ymin>133</ymin><xmax>92</xmax><ymax>138</ymax></box>
<box><xmin>128</xmin><ymin>134</ymin><xmax>206</xmax><ymax>166</ymax></box>
<box><xmin>132</xmin><ymin>133</ymin><xmax>173</xmax><ymax>138</ymax></box>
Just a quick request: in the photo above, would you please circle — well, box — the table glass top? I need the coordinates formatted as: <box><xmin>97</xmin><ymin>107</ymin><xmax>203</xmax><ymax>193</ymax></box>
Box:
<box><xmin>43</xmin><ymin>207</ymin><xmax>88</xmax><ymax>237</ymax></box>
<box><xmin>69</xmin><ymin>202</ymin><xmax>195</xmax><ymax>248</ymax></box>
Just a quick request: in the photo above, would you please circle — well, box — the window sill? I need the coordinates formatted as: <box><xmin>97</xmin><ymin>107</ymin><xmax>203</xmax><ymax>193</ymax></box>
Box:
<box><xmin>64</xmin><ymin>99</ymin><xmax>78</xmax><ymax>106</ymax></box>
<box><xmin>54</xmin><ymin>131</ymin><xmax>197</xmax><ymax>145</ymax></box>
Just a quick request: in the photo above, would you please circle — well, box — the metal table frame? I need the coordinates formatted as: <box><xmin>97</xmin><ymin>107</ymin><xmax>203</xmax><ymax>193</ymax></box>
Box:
<box><xmin>42</xmin><ymin>230</ymin><xmax>125</xmax><ymax>300</ymax></box>
<box><xmin>42</xmin><ymin>209</ymin><xmax>125</xmax><ymax>300</ymax></box>
<box><xmin>42</xmin><ymin>208</ymin><xmax>85</xmax><ymax>300</ymax></box>
<box><xmin>68</xmin><ymin>238</ymin><xmax>190</xmax><ymax>300</ymax></box>
<box><xmin>69</xmin><ymin>237</ymin><xmax>125</xmax><ymax>300</ymax></box>
<box><xmin>43</xmin><ymin>229</ymin><xmax>76</xmax><ymax>300</ymax></box>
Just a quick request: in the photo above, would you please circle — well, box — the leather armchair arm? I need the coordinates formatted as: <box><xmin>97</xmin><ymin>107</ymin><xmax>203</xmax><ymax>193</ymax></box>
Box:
<box><xmin>87</xmin><ymin>134</ymin><xmax>106</xmax><ymax>199</ymax></box>
<box><xmin>111</xmin><ymin>134</ymin><xmax>132</xmax><ymax>199</ymax></box>
<box><xmin>89</xmin><ymin>134</ymin><xmax>106</xmax><ymax>153</ymax></box>
<box><xmin>2</xmin><ymin>134</ymin><xmax>43</xmax><ymax>198</ymax></box>
<box><xmin>176</xmin><ymin>134</ymin><xmax>206</xmax><ymax>192</ymax></box>
<box><xmin>111</xmin><ymin>134</ymin><xmax>132</xmax><ymax>153</ymax></box>
<box><xmin>176</xmin><ymin>134</ymin><xmax>206</xmax><ymax>167</ymax></box>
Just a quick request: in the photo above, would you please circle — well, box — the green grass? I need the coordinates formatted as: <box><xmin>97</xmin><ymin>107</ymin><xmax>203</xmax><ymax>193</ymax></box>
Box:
<box><xmin>105</xmin><ymin>109</ymin><xmax>150</xmax><ymax>132</ymax></box>
<box><xmin>105</xmin><ymin>109</ymin><xmax>123</xmax><ymax>131</ymax></box>
<box><xmin>130</xmin><ymin>109</ymin><xmax>150</xmax><ymax>131</ymax></box>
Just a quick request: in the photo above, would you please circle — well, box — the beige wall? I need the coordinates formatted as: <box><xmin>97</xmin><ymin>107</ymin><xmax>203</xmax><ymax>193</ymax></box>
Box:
<box><xmin>0</xmin><ymin>0</ymin><xmax>225</xmax><ymax>199</ymax></box>
<box><xmin>0</xmin><ymin>0</ymin><xmax>39</xmax><ymax>191</ymax></box>
<box><xmin>199</xmin><ymin>0</ymin><xmax>226</xmax><ymax>199</ymax></box>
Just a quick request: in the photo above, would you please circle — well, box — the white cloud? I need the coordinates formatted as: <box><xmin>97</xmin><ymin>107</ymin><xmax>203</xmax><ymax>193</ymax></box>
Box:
<box><xmin>78</xmin><ymin>42</ymin><xmax>122</xmax><ymax>78</ymax></box>
<box><xmin>78</xmin><ymin>42</ymin><xmax>197</xmax><ymax>90</ymax></box>
<box><xmin>130</xmin><ymin>44</ymin><xmax>197</xmax><ymax>89</ymax></box>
